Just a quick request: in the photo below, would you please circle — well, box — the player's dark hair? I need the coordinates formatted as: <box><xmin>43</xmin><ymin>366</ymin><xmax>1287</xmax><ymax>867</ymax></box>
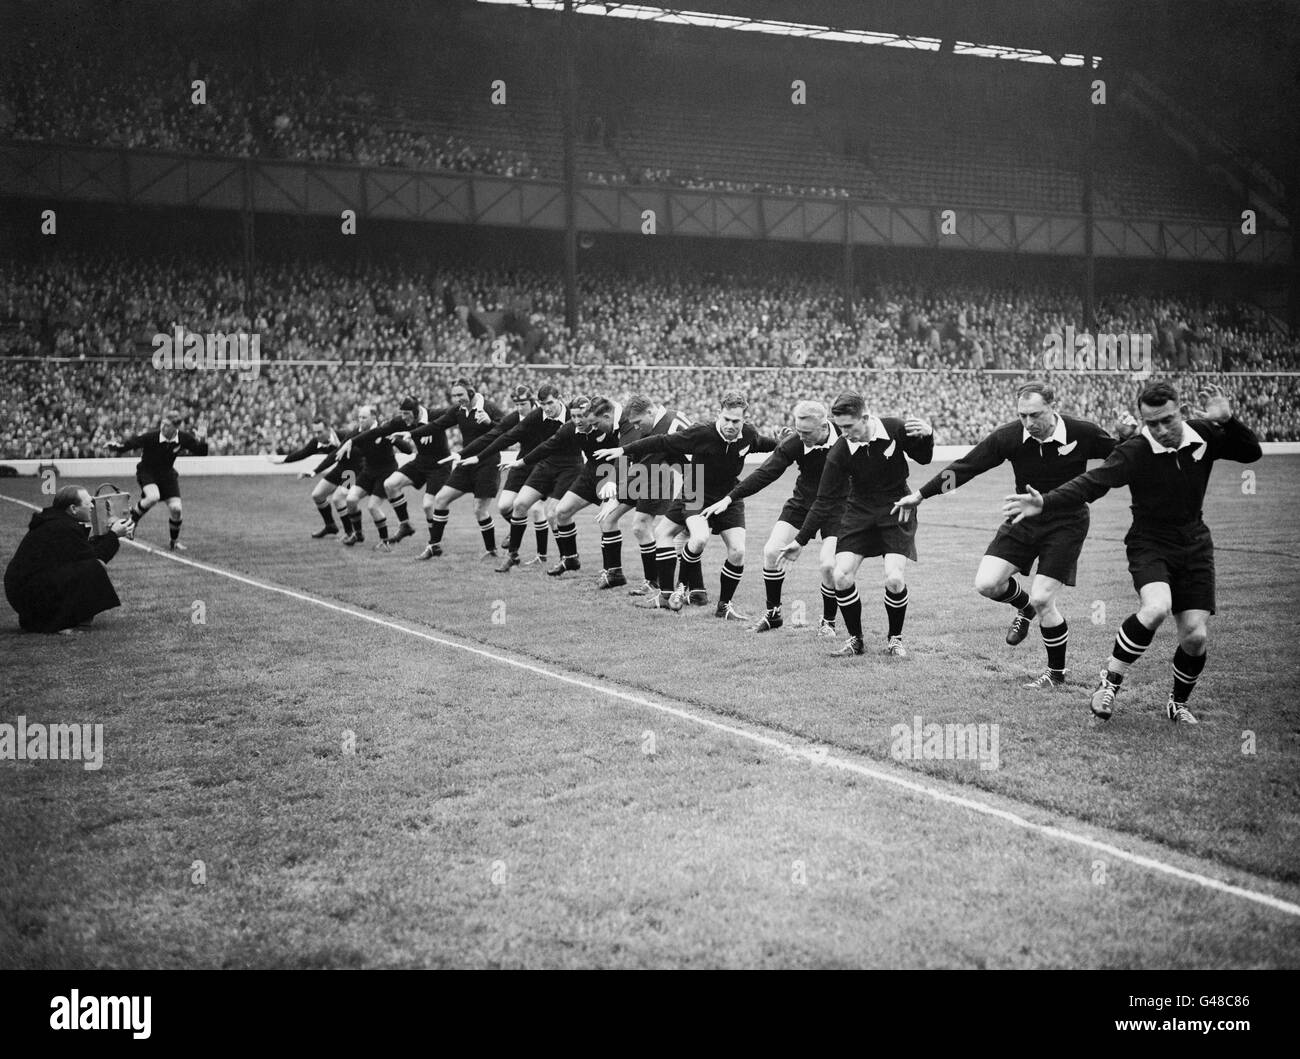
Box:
<box><xmin>570</xmin><ymin>395</ymin><xmax>593</xmax><ymax>416</ymax></box>
<box><xmin>51</xmin><ymin>485</ymin><xmax>85</xmax><ymax>511</ymax></box>
<box><xmin>536</xmin><ymin>384</ymin><xmax>560</xmax><ymax>403</ymax></box>
<box><xmin>831</xmin><ymin>391</ymin><xmax>866</xmax><ymax>418</ymax></box>
<box><xmin>509</xmin><ymin>384</ymin><xmax>534</xmax><ymax>403</ymax></box>
<box><xmin>1137</xmin><ymin>381</ymin><xmax>1179</xmax><ymax>409</ymax></box>
<box><xmin>1016</xmin><ymin>381</ymin><xmax>1055</xmax><ymax>404</ymax></box>
<box><xmin>624</xmin><ymin>394</ymin><xmax>653</xmax><ymax>417</ymax></box>
<box><xmin>450</xmin><ymin>378</ymin><xmax>475</xmax><ymax>396</ymax></box>
<box><xmin>589</xmin><ymin>397</ymin><xmax>616</xmax><ymax>418</ymax></box>
<box><xmin>719</xmin><ymin>389</ymin><xmax>748</xmax><ymax>411</ymax></box>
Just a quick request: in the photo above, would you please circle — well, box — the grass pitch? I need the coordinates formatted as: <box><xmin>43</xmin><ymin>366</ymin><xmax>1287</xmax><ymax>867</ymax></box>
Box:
<box><xmin>1</xmin><ymin>455</ymin><xmax>1298</xmax><ymax>967</ymax></box>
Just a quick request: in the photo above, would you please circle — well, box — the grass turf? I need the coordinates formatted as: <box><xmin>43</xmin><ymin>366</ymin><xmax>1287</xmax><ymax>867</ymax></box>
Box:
<box><xmin>1</xmin><ymin>455</ymin><xmax>1297</xmax><ymax>967</ymax></box>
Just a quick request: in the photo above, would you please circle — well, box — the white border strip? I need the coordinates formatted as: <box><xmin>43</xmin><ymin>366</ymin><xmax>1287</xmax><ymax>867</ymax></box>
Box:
<box><xmin>3</xmin><ymin>490</ymin><xmax>1298</xmax><ymax>920</ymax></box>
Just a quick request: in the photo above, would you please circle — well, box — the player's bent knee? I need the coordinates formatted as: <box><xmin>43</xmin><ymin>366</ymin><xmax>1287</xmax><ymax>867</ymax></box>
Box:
<box><xmin>1140</xmin><ymin>604</ymin><xmax>1171</xmax><ymax>626</ymax></box>
<box><xmin>1029</xmin><ymin>590</ymin><xmax>1055</xmax><ymax>612</ymax></box>
<box><xmin>884</xmin><ymin>576</ymin><xmax>905</xmax><ymax>594</ymax></box>
<box><xmin>1181</xmin><ymin>626</ymin><xmax>1209</xmax><ymax>653</ymax></box>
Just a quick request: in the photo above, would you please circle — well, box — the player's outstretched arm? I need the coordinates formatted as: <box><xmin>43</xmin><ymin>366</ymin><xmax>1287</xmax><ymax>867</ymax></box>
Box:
<box><xmin>106</xmin><ymin>432</ymin><xmax>146</xmax><ymax>453</ymax></box>
<box><xmin>730</xmin><ymin>443</ymin><xmax>795</xmax><ymax>504</ymax></box>
<box><xmin>518</xmin><ymin>420</ymin><xmax>574</xmax><ymax>468</ymax></box>
<box><xmin>916</xmin><ymin>427</ymin><xmax>1008</xmax><ymax>500</ymax></box>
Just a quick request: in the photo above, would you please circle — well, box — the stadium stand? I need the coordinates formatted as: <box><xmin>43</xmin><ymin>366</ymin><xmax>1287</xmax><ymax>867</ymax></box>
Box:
<box><xmin>0</xmin><ymin>3</ymin><xmax>1259</xmax><ymax>220</ymax></box>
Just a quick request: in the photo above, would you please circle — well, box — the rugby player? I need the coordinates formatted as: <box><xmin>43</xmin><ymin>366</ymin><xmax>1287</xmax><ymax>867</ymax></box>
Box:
<box><xmin>703</xmin><ymin>399</ymin><xmax>841</xmax><ymax>636</ymax></box>
<box><xmin>892</xmin><ymin>382</ymin><xmax>1136</xmax><ymax>688</ymax></box>
<box><xmin>1003</xmin><ymin>382</ymin><xmax>1262</xmax><ymax>724</ymax></box>
<box><xmin>266</xmin><ymin>417</ymin><xmax>353</xmax><ymax>538</ymax></box>
<box><xmin>779</xmin><ymin>392</ymin><xmax>933</xmax><ymax>656</ymax></box>
<box><xmin>602</xmin><ymin>394</ymin><xmax>691</xmax><ymax>594</ymax></box>
<box><xmin>404</xmin><ymin>380</ymin><xmax>503</xmax><ymax>560</ymax></box>
<box><xmin>499</xmin><ymin>396</ymin><xmax>624</xmax><ymax>576</ymax></box>
<box><xmin>108</xmin><ymin>410</ymin><xmax>210</xmax><ymax>551</ymax></box>
<box><xmin>451</xmin><ymin>384</ymin><xmax>573</xmax><ymax>572</ymax></box>
<box><xmin>319</xmin><ymin>404</ymin><xmax>413</xmax><ymax>550</ymax></box>
<box><xmin>597</xmin><ymin>389</ymin><xmax>779</xmax><ymax>619</ymax></box>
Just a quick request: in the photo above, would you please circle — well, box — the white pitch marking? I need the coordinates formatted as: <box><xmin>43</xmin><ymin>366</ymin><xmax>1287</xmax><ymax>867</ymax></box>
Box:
<box><xmin>4</xmin><ymin>490</ymin><xmax>1299</xmax><ymax>920</ymax></box>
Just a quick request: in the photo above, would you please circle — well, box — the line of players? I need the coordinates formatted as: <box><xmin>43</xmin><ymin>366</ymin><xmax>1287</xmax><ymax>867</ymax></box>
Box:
<box><xmin>264</xmin><ymin>375</ymin><xmax>1260</xmax><ymax>726</ymax></box>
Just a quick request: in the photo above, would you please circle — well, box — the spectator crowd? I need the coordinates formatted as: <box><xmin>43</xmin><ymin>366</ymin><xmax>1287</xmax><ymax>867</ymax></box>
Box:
<box><xmin>4</xmin><ymin>358</ymin><xmax>1298</xmax><ymax>463</ymax></box>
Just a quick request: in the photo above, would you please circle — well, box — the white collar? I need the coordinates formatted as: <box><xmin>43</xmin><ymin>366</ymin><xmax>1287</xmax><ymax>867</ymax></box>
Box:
<box><xmin>159</xmin><ymin>431</ymin><xmax>178</xmax><ymax>443</ymax></box>
<box><xmin>844</xmin><ymin>417</ymin><xmax>891</xmax><ymax>454</ymax></box>
<box><xmin>1022</xmin><ymin>414</ymin><xmax>1067</xmax><ymax>446</ymax></box>
<box><xmin>802</xmin><ymin>421</ymin><xmax>839</xmax><ymax>454</ymax></box>
<box><xmin>1142</xmin><ymin>422</ymin><xmax>1207</xmax><ymax>456</ymax></box>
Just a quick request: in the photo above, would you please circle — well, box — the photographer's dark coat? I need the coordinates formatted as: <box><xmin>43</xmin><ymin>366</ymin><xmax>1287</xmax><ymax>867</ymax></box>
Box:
<box><xmin>4</xmin><ymin>508</ymin><xmax>121</xmax><ymax>633</ymax></box>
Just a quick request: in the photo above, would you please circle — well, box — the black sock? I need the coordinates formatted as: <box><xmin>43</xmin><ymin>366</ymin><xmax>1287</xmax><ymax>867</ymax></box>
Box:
<box><xmin>836</xmin><ymin>586</ymin><xmax>862</xmax><ymax>639</ymax></box>
<box><xmin>168</xmin><ymin>517</ymin><xmax>181</xmax><ymax>543</ymax></box>
<box><xmin>374</xmin><ymin>516</ymin><xmax>388</xmax><ymax>541</ymax></box>
<box><xmin>1172</xmin><ymin>646</ymin><xmax>1207</xmax><ymax>703</ymax></box>
<box><xmin>427</xmin><ymin>516</ymin><xmax>438</xmax><ymax>543</ymax></box>
<box><xmin>478</xmin><ymin>517</ymin><xmax>495</xmax><ymax>552</ymax></box>
<box><xmin>720</xmin><ymin>560</ymin><xmax>743</xmax><ymax>605</ymax></box>
<box><xmin>1112</xmin><ymin>613</ymin><xmax>1156</xmax><ymax>675</ymax></box>
<box><xmin>391</xmin><ymin>497</ymin><xmax>409</xmax><ymax>524</ymax></box>
<box><xmin>508</xmin><ymin>516</ymin><xmax>528</xmax><ymax>556</ymax></box>
<box><xmin>640</xmin><ymin>542</ymin><xmax>658</xmax><ymax>581</ymax></box>
<box><xmin>821</xmin><ymin>584</ymin><xmax>838</xmax><ymax>624</ymax></box>
<box><xmin>429</xmin><ymin>509</ymin><xmax>449</xmax><ymax>545</ymax></box>
<box><xmin>993</xmin><ymin>577</ymin><xmax>1032</xmax><ymax>615</ymax></box>
<box><xmin>681</xmin><ymin>543</ymin><xmax>704</xmax><ymax>592</ymax></box>
<box><xmin>1041</xmin><ymin>618</ymin><xmax>1068</xmax><ymax>672</ymax></box>
<box><xmin>316</xmin><ymin>502</ymin><xmax>336</xmax><ymax>528</ymax></box>
<box><xmin>601</xmin><ymin>530</ymin><xmax>623</xmax><ymax>571</ymax></box>
<box><xmin>556</xmin><ymin>523</ymin><xmax>578</xmax><ymax>559</ymax></box>
<box><xmin>656</xmin><ymin>546</ymin><xmax>678</xmax><ymax>593</ymax></box>
<box><xmin>763</xmin><ymin>567</ymin><xmax>783</xmax><ymax>609</ymax></box>
<box><xmin>535</xmin><ymin>523</ymin><xmax>549</xmax><ymax>557</ymax></box>
<box><xmin>129</xmin><ymin>503</ymin><xmax>148</xmax><ymax>523</ymax></box>
<box><xmin>885</xmin><ymin>586</ymin><xmax>907</xmax><ymax>637</ymax></box>
<box><xmin>556</xmin><ymin>523</ymin><xmax>576</xmax><ymax>558</ymax></box>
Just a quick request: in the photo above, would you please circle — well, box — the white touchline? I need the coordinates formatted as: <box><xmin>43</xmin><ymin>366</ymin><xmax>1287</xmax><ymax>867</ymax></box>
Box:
<box><xmin>4</xmin><ymin>491</ymin><xmax>1299</xmax><ymax>920</ymax></box>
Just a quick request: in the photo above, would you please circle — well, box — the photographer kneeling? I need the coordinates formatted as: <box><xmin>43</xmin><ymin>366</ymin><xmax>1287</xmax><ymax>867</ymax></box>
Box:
<box><xmin>4</xmin><ymin>486</ymin><xmax>132</xmax><ymax>634</ymax></box>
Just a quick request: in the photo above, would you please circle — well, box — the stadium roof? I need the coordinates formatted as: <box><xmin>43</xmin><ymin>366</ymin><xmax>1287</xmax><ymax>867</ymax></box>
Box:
<box><xmin>483</xmin><ymin>0</ymin><xmax>1300</xmax><ymax>183</ymax></box>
